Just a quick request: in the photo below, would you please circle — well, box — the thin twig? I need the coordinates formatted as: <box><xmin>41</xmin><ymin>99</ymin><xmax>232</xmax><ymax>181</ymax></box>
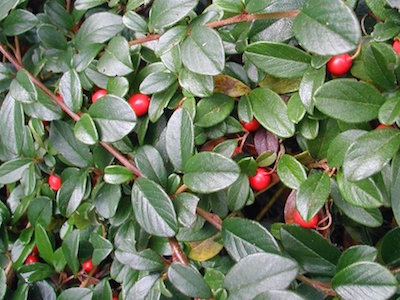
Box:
<box><xmin>173</xmin><ymin>183</ymin><xmax>187</xmax><ymax>197</ymax></box>
<box><xmin>256</xmin><ymin>185</ymin><xmax>286</xmax><ymax>221</ymax></box>
<box><xmin>14</xmin><ymin>36</ymin><xmax>22</xmax><ymax>65</ymax></box>
<box><xmin>196</xmin><ymin>207</ymin><xmax>222</xmax><ymax>231</ymax></box>
<box><xmin>296</xmin><ymin>274</ymin><xmax>337</xmax><ymax>296</ymax></box>
<box><xmin>128</xmin><ymin>10</ymin><xmax>299</xmax><ymax>46</ymax></box>
<box><xmin>66</xmin><ymin>0</ymin><xmax>71</xmax><ymax>13</ymax></box>
<box><xmin>168</xmin><ymin>237</ymin><xmax>189</xmax><ymax>265</ymax></box>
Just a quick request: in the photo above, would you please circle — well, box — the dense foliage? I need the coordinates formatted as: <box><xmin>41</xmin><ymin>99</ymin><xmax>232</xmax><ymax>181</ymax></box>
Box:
<box><xmin>1</xmin><ymin>0</ymin><xmax>400</xmax><ymax>299</ymax></box>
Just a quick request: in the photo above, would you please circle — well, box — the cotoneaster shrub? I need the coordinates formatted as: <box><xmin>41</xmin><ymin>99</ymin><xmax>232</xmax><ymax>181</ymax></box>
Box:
<box><xmin>0</xmin><ymin>0</ymin><xmax>400</xmax><ymax>299</ymax></box>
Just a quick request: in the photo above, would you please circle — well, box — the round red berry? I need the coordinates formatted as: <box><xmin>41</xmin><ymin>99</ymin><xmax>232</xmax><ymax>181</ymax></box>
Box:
<box><xmin>112</xmin><ymin>296</ymin><xmax>119</xmax><ymax>300</ymax></box>
<box><xmin>92</xmin><ymin>89</ymin><xmax>107</xmax><ymax>103</ymax></box>
<box><xmin>129</xmin><ymin>93</ymin><xmax>150</xmax><ymax>117</ymax></box>
<box><xmin>48</xmin><ymin>174</ymin><xmax>62</xmax><ymax>191</ymax></box>
<box><xmin>293</xmin><ymin>210</ymin><xmax>319</xmax><ymax>229</ymax></box>
<box><xmin>25</xmin><ymin>255</ymin><xmax>38</xmax><ymax>265</ymax></box>
<box><xmin>242</xmin><ymin>118</ymin><xmax>260</xmax><ymax>132</ymax></box>
<box><xmin>393</xmin><ymin>40</ymin><xmax>400</xmax><ymax>55</ymax></box>
<box><xmin>377</xmin><ymin>124</ymin><xmax>394</xmax><ymax>129</ymax></box>
<box><xmin>82</xmin><ymin>258</ymin><xmax>94</xmax><ymax>273</ymax></box>
<box><xmin>327</xmin><ymin>53</ymin><xmax>352</xmax><ymax>76</ymax></box>
<box><xmin>249</xmin><ymin>168</ymin><xmax>271</xmax><ymax>191</ymax></box>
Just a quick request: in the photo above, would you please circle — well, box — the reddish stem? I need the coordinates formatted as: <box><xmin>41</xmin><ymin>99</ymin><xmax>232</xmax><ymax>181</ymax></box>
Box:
<box><xmin>196</xmin><ymin>207</ymin><xmax>222</xmax><ymax>231</ymax></box>
<box><xmin>168</xmin><ymin>237</ymin><xmax>189</xmax><ymax>265</ymax></box>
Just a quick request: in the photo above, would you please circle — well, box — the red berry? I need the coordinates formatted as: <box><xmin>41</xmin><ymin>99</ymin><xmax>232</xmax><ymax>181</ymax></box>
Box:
<box><xmin>232</xmin><ymin>146</ymin><xmax>241</xmax><ymax>157</ymax></box>
<box><xmin>112</xmin><ymin>296</ymin><xmax>119</xmax><ymax>300</ymax></box>
<box><xmin>242</xmin><ymin>118</ymin><xmax>260</xmax><ymax>132</ymax></box>
<box><xmin>25</xmin><ymin>255</ymin><xmax>38</xmax><ymax>264</ymax></box>
<box><xmin>82</xmin><ymin>258</ymin><xmax>94</xmax><ymax>273</ymax></box>
<box><xmin>293</xmin><ymin>210</ymin><xmax>319</xmax><ymax>229</ymax></box>
<box><xmin>393</xmin><ymin>40</ymin><xmax>400</xmax><ymax>55</ymax></box>
<box><xmin>377</xmin><ymin>124</ymin><xmax>394</xmax><ymax>129</ymax></box>
<box><xmin>129</xmin><ymin>93</ymin><xmax>150</xmax><ymax>117</ymax></box>
<box><xmin>92</xmin><ymin>89</ymin><xmax>107</xmax><ymax>103</ymax></box>
<box><xmin>32</xmin><ymin>245</ymin><xmax>39</xmax><ymax>256</ymax></box>
<box><xmin>48</xmin><ymin>174</ymin><xmax>62</xmax><ymax>191</ymax></box>
<box><xmin>249</xmin><ymin>168</ymin><xmax>271</xmax><ymax>191</ymax></box>
<box><xmin>327</xmin><ymin>53</ymin><xmax>352</xmax><ymax>76</ymax></box>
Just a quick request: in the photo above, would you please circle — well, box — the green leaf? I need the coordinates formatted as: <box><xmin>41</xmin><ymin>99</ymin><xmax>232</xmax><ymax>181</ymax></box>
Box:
<box><xmin>127</xmin><ymin>274</ymin><xmax>159</xmax><ymax>300</ymax></box>
<box><xmin>238</xmin><ymin>95</ymin><xmax>253</xmax><ymax>123</ymax></box>
<box><xmin>123</xmin><ymin>11</ymin><xmax>147</xmax><ymax>33</ymax></box>
<box><xmin>97</xmin><ymin>36</ymin><xmax>133</xmax><ymax>76</ymax></box>
<box><xmin>74</xmin><ymin>44</ymin><xmax>104</xmax><ymax>72</ymax></box>
<box><xmin>194</xmin><ymin>94</ymin><xmax>234</xmax><ymax>128</ymax></box>
<box><xmin>331</xmin><ymin>179</ymin><xmax>382</xmax><ymax>227</ymax></box>
<box><xmin>277</xmin><ymin>154</ymin><xmax>307</xmax><ymax>190</ymax></box>
<box><xmin>306</xmin><ymin>119</ymin><xmax>340</xmax><ymax>159</ymax></box>
<box><xmin>179</xmin><ymin>68</ymin><xmax>214</xmax><ymax>98</ymax></box>
<box><xmin>90</xmin><ymin>232</ymin><xmax>113</xmax><ymax>265</ymax></box>
<box><xmin>337</xmin><ymin>171</ymin><xmax>383</xmax><ymax>208</ymax></box>
<box><xmin>332</xmin><ymin>262</ymin><xmax>397</xmax><ymax>300</ymax></box>
<box><xmin>379</xmin><ymin>96</ymin><xmax>400</xmax><ymax>125</ymax></box>
<box><xmin>37</xmin><ymin>24</ymin><xmax>68</xmax><ymax>50</ymax></box>
<box><xmin>327</xmin><ymin>129</ymin><xmax>366</xmax><ymax>167</ymax></box>
<box><xmin>58</xmin><ymin>288</ymin><xmax>92</xmax><ymax>300</ymax></box>
<box><xmin>107</xmin><ymin>77</ymin><xmax>129</xmax><ymax>98</ymax></box>
<box><xmin>224</xmin><ymin>253</ymin><xmax>298</xmax><ymax>300</ymax></box>
<box><xmin>140</xmin><ymin>72</ymin><xmax>176</xmax><ymax>94</ymax></box>
<box><xmin>104</xmin><ymin>165</ymin><xmax>134</xmax><ymax>184</ymax></box>
<box><xmin>35</xmin><ymin>224</ymin><xmax>54</xmax><ymax>265</ymax></box>
<box><xmin>280</xmin><ymin>225</ymin><xmax>341</xmax><ymax>276</ymax></box>
<box><xmin>249</xmin><ymin>87</ymin><xmax>295</xmax><ymax>138</ymax></box>
<box><xmin>293</xmin><ymin>0</ymin><xmax>361</xmax><ymax>55</ymax></box>
<box><xmin>299</xmin><ymin>117</ymin><xmax>319</xmax><ymax>140</ymax></box>
<box><xmin>337</xmin><ymin>245</ymin><xmax>377</xmax><ymax>272</ymax></box>
<box><xmin>0</xmin><ymin>158</ymin><xmax>32</xmax><ymax>184</ymax></box>
<box><xmin>94</xmin><ymin>183</ymin><xmax>121</xmax><ymax>219</ymax></box>
<box><xmin>28</xmin><ymin>197</ymin><xmax>53</xmax><ymax>228</ymax></box>
<box><xmin>50</xmin><ymin>121</ymin><xmax>92</xmax><ymax>168</ymax></box>
<box><xmin>44</xmin><ymin>1</ymin><xmax>74</xmax><ymax>31</ymax></box>
<box><xmin>155</xmin><ymin>25</ymin><xmax>188</xmax><ymax>56</ymax></box>
<box><xmin>183</xmin><ymin>152</ymin><xmax>240</xmax><ymax>194</ymax></box>
<box><xmin>222</xmin><ymin>218</ymin><xmax>280</xmax><ymax>262</ymax></box>
<box><xmin>227</xmin><ymin>174</ymin><xmax>250</xmax><ymax>211</ymax></box>
<box><xmin>254</xmin><ymin>290</ymin><xmax>304</xmax><ymax>300</ymax></box>
<box><xmin>23</xmin><ymin>88</ymin><xmax>62</xmax><ymax>121</ymax></box>
<box><xmin>93</xmin><ymin>280</ymin><xmax>112</xmax><ymax>300</ymax></box>
<box><xmin>75</xmin><ymin>0</ymin><xmax>106</xmax><ymax>10</ymax></box>
<box><xmin>3</xmin><ymin>9</ymin><xmax>38</xmax><ymax>36</ymax></box>
<box><xmin>381</xmin><ymin>227</ymin><xmax>400</xmax><ymax>266</ymax></box>
<box><xmin>296</xmin><ymin>172</ymin><xmax>330</xmax><ymax>221</ymax></box>
<box><xmin>59</xmin><ymin>69</ymin><xmax>82</xmax><ymax>113</ymax></box>
<box><xmin>88</xmin><ymin>95</ymin><xmax>136</xmax><ymax>142</ymax></box>
<box><xmin>166</xmin><ymin>108</ymin><xmax>194</xmax><ymax>172</ymax></box>
<box><xmin>148</xmin><ymin>82</ymin><xmax>178</xmax><ymax>123</ymax></box>
<box><xmin>135</xmin><ymin>145</ymin><xmax>167</xmax><ymax>187</ymax></box>
<box><xmin>62</xmin><ymin>230</ymin><xmax>80</xmax><ymax>274</ymax></box>
<box><xmin>168</xmin><ymin>263</ymin><xmax>212</xmax><ymax>298</ymax></box>
<box><xmin>182</xmin><ymin>26</ymin><xmax>225</xmax><ymax>75</ymax></box>
<box><xmin>9</xmin><ymin>70</ymin><xmax>37</xmax><ymax>104</ymax></box>
<box><xmin>0</xmin><ymin>268</ymin><xmax>5</xmax><ymax>299</ymax></box>
<box><xmin>299</xmin><ymin>66</ymin><xmax>326</xmax><ymax>113</ymax></box>
<box><xmin>131</xmin><ymin>177</ymin><xmax>178</xmax><ymax>237</ymax></box>
<box><xmin>57</xmin><ymin>169</ymin><xmax>87</xmax><ymax>217</ymax></box>
<box><xmin>0</xmin><ymin>0</ymin><xmax>18</xmax><ymax>21</ymax></box>
<box><xmin>314</xmin><ymin>79</ymin><xmax>385</xmax><ymax>123</ymax></box>
<box><xmin>0</xmin><ymin>96</ymin><xmax>24</xmax><ymax>160</ymax></box>
<box><xmin>115</xmin><ymin>244</ymin><xmax>164</xmax><ymax>271</ymax></box>
<box><xmin>74</xmin><ymin>113</ymin><xmax>99</xmax><ymax>145</ymax></box>
<box><xmin>364</xmin><ymin>42</ymin><xmax>397</xmax><ymax>91</ymax></box>
<box><xmin>173</xmin><ymin>192</ymin><xmax>199</xmax><ymax>228</ymax></box>
<box><xmin>214</xmin><ymin>0</ymin><xmax>244</xmax><ymax>13</ymax></box>
<box><xmin>343</xmin><ymin>129</ymin><xmax>400</xmax><ymax>181</ymax></box>
<box><xmin>17</xmin><ymin>263</ymin><xmax>54</xmax><ymax>283</ymax></box>
<box><xmin>74</xmin><ymin>12</ymin><xmax>123</xmax><ymax>50</ymax></box>
<box><xmin>245</xmin><ymin>42</ymin><xmax>311</xmax><ymax>78</ymax></box>
<box><xmin>149</xmin><ymin>0</ymin><xmax>198</xmax><ymax>30</ymax></box>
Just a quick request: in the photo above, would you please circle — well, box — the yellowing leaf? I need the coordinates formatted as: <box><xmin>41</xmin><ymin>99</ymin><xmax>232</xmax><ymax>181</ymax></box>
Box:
<box><xmin>188</xmin><ymin>234</ymin><xmax>223</xmax><ymax>261</ymax></box>
<box><xmin>213</xmin><ymin>75</ymin><xmax>251</xmax><ymax>97</ymax></box>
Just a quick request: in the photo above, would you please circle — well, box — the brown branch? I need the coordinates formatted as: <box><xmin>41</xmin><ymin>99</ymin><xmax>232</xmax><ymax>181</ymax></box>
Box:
<box><xmin>128</xmin><ymin>10</ymin><xmax>299</xmax><ymax>46</ymax></box>
<box><xmin>168</xmin><ymin>237</ymin><xmax>189</xmax><ymax>265</ymax></box>
<box><xmin>207</xmin><ymin>10</ymin><xmax>300</xmax><ymax>29</ymax></box>
<box><xmin>297</xmin><ymin>274</ymin><xmax>337</xmax><ymax>296</ymax></box>
<box><xmin>66</xmin><ymin>0</ymin><xmax>71</xmax><ymax>13</ymax></box>
<box><xmin>14</xmin><ymin>36</ymin><xmax>22</xmax><ymax>65</ymax></box>
<box><xmin>196</xmin><ymin>207</ymin><xmax>222</xmax><ymax>231</ymax></box>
